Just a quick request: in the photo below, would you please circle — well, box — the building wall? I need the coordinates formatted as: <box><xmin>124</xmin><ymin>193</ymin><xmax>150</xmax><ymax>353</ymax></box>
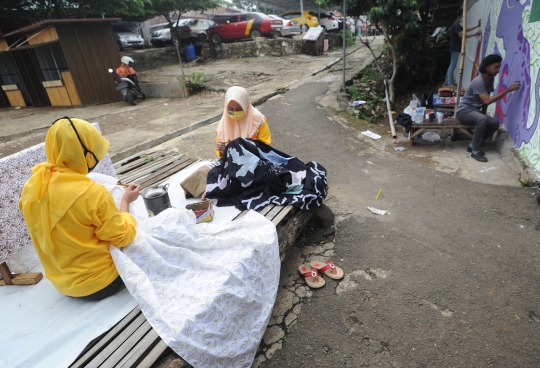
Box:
<box><xmin>56</xmin><ymin>22</ymin><xmax>121</xmax><ymax>105</ymax></box>
<box><xmin>461</xmin><ymin>0</ymin><xmax>540</xmax><ymax>169</ymax></box>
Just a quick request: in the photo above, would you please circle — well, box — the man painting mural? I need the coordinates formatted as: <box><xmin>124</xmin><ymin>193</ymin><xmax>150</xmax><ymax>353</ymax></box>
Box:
<box><xmin>456</xmin><ymin>54</ymin><xmax>521</xmax><ymax>162</ymax></box>
<box><xmin>445</xmin><ymin>11</ymin><xmax>481</xmax><ymax>87</ymax></box>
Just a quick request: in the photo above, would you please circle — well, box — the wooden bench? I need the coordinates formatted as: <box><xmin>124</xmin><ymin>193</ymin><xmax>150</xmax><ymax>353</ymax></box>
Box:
<box><xmin>69</xmin><ymin>150</ymin><xmax>314</xmax><ymax>368</ymax></box>
<box><xmin>408</xmin><ymin>117</ymin><xmax>473</xmax><ymax>145</ymax></box>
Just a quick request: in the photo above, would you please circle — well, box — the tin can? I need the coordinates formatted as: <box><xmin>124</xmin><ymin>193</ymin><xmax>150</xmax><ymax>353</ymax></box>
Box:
<box><xmin>142</xmin><ymin>184</ymin><xmax>171</xmax><ymax>217</ymax></box>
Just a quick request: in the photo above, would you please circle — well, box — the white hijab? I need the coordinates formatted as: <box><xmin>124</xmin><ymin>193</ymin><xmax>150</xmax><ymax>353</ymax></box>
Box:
<box><xmin>216</xmin><ymin>86</ymin><xmax>265</xmax><ymax>143</ymax></box>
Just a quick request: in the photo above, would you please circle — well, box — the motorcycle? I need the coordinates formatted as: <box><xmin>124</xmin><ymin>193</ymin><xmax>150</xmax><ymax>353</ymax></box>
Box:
<box><xmin>108</xmin><ymin>69</ymin><xmax>146</xmax><ymax>105</ymax></box>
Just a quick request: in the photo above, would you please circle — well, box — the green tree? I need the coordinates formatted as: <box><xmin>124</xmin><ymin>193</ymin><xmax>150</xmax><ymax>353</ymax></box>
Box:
<box><xmin>0</xmin><ymin>0</ymin><xmax>150</xmax><ymax>19</ymax></box>
<box><xmin>150</xmin><ymin>0</ymin><xmax>222</xmax><ymax>45</ymax></box>
<box><xmin>323</xmin><ymin>0</ymin><xmax>435</xmax><ymax>105</ymax></box>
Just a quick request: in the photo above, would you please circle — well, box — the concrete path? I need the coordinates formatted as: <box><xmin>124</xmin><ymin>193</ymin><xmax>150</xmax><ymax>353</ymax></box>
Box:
<box><xmin>152</xmin><ymin>46</ymin><xmax>540</xmax><ymax>367</ymax></box>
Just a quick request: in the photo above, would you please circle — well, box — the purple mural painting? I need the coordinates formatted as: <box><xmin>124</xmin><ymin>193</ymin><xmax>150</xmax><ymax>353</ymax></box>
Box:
<box><xmin>481</xmin><ymin>15</ymin><xmax>491</xmax><ymax>61</ymax></box>
<box><xmin>495</xmin><ymin>0</ymin><xmax>538</xmax><ymax>147</ymax></box>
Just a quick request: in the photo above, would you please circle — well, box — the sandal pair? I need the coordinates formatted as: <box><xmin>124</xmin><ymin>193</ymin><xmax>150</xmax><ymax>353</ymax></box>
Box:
<box><xmin>298</xmin><ymin>260</ymin><xmax>345</xmax><ymax>289</ymax></box>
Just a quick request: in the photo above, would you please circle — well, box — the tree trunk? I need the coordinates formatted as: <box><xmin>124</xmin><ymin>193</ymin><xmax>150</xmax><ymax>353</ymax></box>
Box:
<box><xmin>78</xmin><ymin>0</ymin><xmax>87</xmax><ymax>18</ymax></box>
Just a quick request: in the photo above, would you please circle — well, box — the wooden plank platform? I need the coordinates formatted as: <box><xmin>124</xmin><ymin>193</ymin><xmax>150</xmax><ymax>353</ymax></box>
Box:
<box><xmin>72</xmin><ymin>151</ymin><xmax>314</xmax><ymax>368</ymax></box>
<box><xmin>409</xmin><ymin>117</ymin><xmax>473</xmax><ymax>145</ymax></box>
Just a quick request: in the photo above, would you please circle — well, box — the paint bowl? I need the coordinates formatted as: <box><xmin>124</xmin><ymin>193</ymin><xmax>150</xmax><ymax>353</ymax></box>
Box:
<box><xmin>437</xmin><ymin>112</ymin><xmax>444</xmax><ymax>123</ymax></box>
<box><xmin>142</xmin><ymin>184</ymin><xmax>171</xmax><ymax>217</ymax></box>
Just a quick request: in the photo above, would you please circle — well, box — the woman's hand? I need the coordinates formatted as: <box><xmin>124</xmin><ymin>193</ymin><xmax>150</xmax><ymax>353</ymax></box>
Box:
<box><xmin>120</xmin><ymin>184</ymin><xmax>140</xmax><ymax>213</ymax></box>
<box><xmin>216</xmin><ymin>141</ymin><xmax>227</xmax><ymax>156</ymax></box>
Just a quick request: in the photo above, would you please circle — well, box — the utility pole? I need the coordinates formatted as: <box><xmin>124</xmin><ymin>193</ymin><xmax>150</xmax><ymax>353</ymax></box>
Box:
<box><xmin>300</xmin><ymin>0</ymin><xmax>305</xmax><ymax>32</ymax></box>
<box><xmin>343</xmin><ymin>0</ymin><xmax>346</xmax><ymax>89</ymax></box>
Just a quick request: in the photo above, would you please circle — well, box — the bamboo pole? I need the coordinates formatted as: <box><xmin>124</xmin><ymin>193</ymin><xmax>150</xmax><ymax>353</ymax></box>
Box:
<box><xmin>454</xmin><ymin>1</ymin><xmax>467</xmax><ymax>119</ymax></box>
<box><xmin>384</xmin><ymin>80</ymin><xmax>397</xmax><ymax>142</ymax></box>
<box><xmin>343</xmin><ymin>0</ymin><xmax>346</xmax><ymax>90</ymax></box>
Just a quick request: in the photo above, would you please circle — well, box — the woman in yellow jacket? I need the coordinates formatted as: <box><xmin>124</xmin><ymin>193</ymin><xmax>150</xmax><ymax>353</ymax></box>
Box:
<box><xmin>19</xmin><ymin>117</ymin><xmax>139</xmax><ymax>301</ymax></box>
<box><xmin>215</xmin><ymin>86</ymin><xmax>271</xmax><ymax>157</ymax></box>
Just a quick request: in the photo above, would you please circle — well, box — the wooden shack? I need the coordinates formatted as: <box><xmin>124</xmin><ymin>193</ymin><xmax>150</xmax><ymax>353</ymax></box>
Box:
<box><xmin>0</xmin><ymin>19</ymin><xmax>122</xmax><ymax>108</ymax></box>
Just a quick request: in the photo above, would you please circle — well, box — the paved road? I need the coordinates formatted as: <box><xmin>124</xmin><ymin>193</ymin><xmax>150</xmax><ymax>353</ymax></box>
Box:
<box><xmin>253</xmin><ymin>80</ymin><xmax>540</xmax><ymax>367</ymax></box>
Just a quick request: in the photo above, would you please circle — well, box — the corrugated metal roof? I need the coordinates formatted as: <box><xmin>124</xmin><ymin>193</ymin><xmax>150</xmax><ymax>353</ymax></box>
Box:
<box><xmin>2</xmin><ymin>18</ymin><xmax>121</xmax><ymax>38</ymax></box>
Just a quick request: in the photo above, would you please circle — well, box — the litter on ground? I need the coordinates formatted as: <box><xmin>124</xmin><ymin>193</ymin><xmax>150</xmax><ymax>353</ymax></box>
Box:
<box><xmin>349</xmin><ymin>100</ymin><xmax>367</xmax><ymax>106</ymax></box>
<box><xmin>367</xmin><ymin>207</ymin><xmax>389</xmax><ymax>215</ymax></box>
<box><xmin>394</xmin><ymin>147</ymin><xmax>405</xmax><ymax>151</ymax></box>
<box><xmin>361</xmin><ymin>130</ymin><xmax>382</xmax><ymax>140</ymax></box>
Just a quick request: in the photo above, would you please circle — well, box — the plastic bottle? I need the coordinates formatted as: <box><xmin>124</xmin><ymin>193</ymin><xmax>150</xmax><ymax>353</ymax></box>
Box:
<box><xmin>415</xmin><ymin>107</ymin><xmax>424</xmax><ymax>123</ymax></box>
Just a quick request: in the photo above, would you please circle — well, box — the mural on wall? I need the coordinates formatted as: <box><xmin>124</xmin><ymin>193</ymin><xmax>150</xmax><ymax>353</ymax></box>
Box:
<box><xmin>470</xmin><ymin>0</ymin><xmax>540</xmax><ymax>168</ymax></box>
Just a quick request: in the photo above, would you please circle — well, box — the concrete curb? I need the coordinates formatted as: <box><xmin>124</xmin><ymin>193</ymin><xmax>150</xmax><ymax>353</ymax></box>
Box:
<box><xmin>110</xmin><ymin>90</ymin><xmax>280</xmax><ymax>162</ymax></box>
<box><xmin>0</xmin><ymin>125</ymin><xmax>50</xmax><ymax>142</ymax></box>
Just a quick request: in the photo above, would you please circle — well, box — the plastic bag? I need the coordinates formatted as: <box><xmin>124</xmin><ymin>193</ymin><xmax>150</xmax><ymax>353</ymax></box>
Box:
<box><xmin>422</xmin><ymin>132</ymin><xmax>441</xmax><ymax>142</ymax></box>
<box><xmin>404</xmin><ymin>94</ymin><xmax>421</xmax><ymax>117</ymax></box>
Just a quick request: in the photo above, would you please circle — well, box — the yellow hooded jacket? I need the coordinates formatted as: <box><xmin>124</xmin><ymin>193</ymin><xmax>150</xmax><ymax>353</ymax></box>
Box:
<box><xmin>19</xmin><ymin>118</ymin><xmax>137</xmax><ymax>297</ymax></box>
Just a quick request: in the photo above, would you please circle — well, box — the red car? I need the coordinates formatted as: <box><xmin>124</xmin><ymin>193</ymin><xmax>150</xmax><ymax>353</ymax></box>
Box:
<box><xmin>206</xmin><ymin>12</ymin><xmax>282</xmax><ymax>44</ymax></box>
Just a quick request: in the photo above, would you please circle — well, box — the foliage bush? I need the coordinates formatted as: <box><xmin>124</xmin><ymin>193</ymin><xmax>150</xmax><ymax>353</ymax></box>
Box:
<box><xmin>393</xmin><ymin>26</ymin><xmax>436</xmax><ymax>90</ymax></box>
<box><xmin>347</xmin><ymin>64</ymin><xmax>386</xmax><ymax>124</ymax></box>
<box><xmin>338</xmin><ymin>29</ymin><xmax>356</xmax><ymax>46</ymax></box>
<box><xmin>177</xmin><ymin>72</ymin><xmax>207</xmax><ymax>93</ymax></box>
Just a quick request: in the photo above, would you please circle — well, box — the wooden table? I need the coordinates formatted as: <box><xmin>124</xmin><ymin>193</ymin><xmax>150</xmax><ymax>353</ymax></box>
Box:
<box><xmin>408</xmin><ymin>117</ymin><xmax>473</xmax><ymax>145</ymax></box>
<box><xmin>71</xmin><ymin>150</ymin><xmax>315</xmax><ymax>368</ymax></box>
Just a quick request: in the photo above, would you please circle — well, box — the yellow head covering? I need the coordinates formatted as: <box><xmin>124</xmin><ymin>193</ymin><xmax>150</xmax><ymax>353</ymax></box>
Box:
<box><xmin>19</xmin><ymin>118</ymin><xmax>110</xmax><ymax>253</ymax></box>
<box><xmin>216</xmin><ymin>86</ymin><xmax>265</xmax><ymax>143</ymax></box>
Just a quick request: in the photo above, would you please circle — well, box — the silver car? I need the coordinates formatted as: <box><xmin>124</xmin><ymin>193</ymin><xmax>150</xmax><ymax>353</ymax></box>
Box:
<box><xmin>268</xmin><ymin>15</ymin><xmax>300</xmax><ymax>38</ymax></box>
<box><xmin>177</xmin><ymin>19</ymin><xmax>217</xmax><ymax>43</ymax></box>
<box><xmin>113</xmin><ymin>24</ymin><xmax>144</xmax><ymax>50</ymax></box>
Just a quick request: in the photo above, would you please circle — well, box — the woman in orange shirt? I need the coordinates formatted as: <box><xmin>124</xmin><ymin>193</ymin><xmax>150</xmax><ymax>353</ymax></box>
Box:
<box><xmin>215</xmin><ymin>86</ymin><xmax>271</xmax><ymax>157</ymax></box>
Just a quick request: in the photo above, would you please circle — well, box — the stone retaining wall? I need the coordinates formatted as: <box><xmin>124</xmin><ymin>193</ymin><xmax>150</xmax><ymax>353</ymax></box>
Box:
<box><xmin>202</xmin><ymin>33</ymin><xmax>342</xmax><ymax>60</ymax></box>
<box><xmin>203</xmin><ymin>37</ymin><xmax>303</xmax><ymax>59</ymax></box>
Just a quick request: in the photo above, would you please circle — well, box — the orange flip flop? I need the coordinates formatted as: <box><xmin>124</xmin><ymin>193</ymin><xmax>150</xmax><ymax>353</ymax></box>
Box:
<box><xmin>298</xmin><ymin>264</ymin><xmax>325</xmax><ymax>289</ymax></box>
<box><xmin>310</xmin><ymin>260</ymin><xmax>344</xmax><ymax>280</ymax></box>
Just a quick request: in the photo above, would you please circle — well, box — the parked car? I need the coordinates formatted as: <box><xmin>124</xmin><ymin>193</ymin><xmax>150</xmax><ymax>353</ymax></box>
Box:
<box><xmin>337</xmin><ymin>16</ymin><xmax>355</xmax><ymax>32</ymax></box>
<box><xmin>206</xmin><ymin>12</ymin><xmax>282</xmax><ymax>45</ymax></box>
<box><xmin>113</xmin><ymin>24</ymin><xmax>144</xmax><ymax>51</ymax></box>
<box><xmin>317</xmin><ymin>11</ymin><xmax>340</xmax><ymax>32</ymax></box>
<box><xmin>150</xmin><ymin>27</ymin><xmax>173</xmax><ymax>47</ymax></box>
<box><xmin>267</xmin><ymin>15</ymin><xmax>301</xmax><ymax>37</ymax></box>
<box><xmin>150</xmin><ymin>21</ymin><xmax>200</xmax><ymax>47</ymax></box>
<box><xmin>177</xmin><ymin>19</ymin><xmax>218</xmax><ymax>43</ymax></box>
<box><xmin>280</xmin><ymin>10</ymin><xmax>319</xmax><ymax>32</ymax></box>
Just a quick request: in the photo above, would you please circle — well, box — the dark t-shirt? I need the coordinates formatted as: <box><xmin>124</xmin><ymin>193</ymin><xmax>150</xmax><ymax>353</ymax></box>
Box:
<box><xmin>449</xmin><ymin>22</ymin><xmax>463</xmax><ymax>53</ymax></box>
<box><xmin>457</xmin><ymin>75</ymin><xmax>495</xmax><ymax>112</ymax></box>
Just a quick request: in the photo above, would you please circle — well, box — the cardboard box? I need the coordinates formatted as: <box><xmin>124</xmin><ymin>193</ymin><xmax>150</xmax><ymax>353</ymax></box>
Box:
<box><xmin>186</xmin><ymin>200</ymin><xmax>213</xmax><ymax>223</ymax></box>
<box><xmin>432</xmin><ymin>94</ymin><xmax>456</xmax><ymax>106</ymax></box>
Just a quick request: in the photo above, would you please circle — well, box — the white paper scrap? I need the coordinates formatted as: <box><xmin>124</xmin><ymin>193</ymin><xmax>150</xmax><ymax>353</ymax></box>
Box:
<box><xmin>394</xmin><ymin>147</ymin><xmax>405</xmax><ymax>151</ymax></box>
<box><xmin>349</xmin><ymin>100</ymin><xmax>367</xmax><ymax>106</ymax></box>
<box><xmin>361</xmin><ymin>130</ymin><xmax>382</xmax><ymax>140</ymax></box>
<box><xmin>367</xmin><ymin>207</ymin><xmax>389</xmax><ymax>215</ymax></box>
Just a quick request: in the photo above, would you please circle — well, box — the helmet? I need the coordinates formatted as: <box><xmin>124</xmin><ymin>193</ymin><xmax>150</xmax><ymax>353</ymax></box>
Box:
<box><xmin>121</xmin><ymin>56</ymin><xmax>134</xmax><ymax>66</ymax></box>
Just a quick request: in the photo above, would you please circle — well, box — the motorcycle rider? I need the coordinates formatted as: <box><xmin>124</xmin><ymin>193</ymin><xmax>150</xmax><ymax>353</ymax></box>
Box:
<box><xmin>116</xmin><ymin>56</ymin><xmax>139</xmax><ymax>86</ymax></box>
